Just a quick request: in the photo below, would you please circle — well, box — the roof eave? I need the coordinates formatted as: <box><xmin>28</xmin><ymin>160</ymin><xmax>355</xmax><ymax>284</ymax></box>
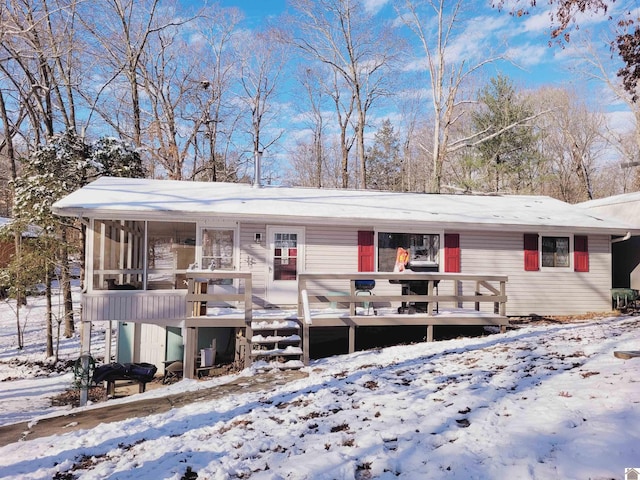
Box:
<box><xmin>52</xmin><ymin>206</ymin><xmax>634</xmax><ymax>236</ymax></box>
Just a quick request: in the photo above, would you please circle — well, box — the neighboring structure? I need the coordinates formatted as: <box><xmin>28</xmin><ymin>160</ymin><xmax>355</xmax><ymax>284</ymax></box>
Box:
<box><xmin>580</xmin><ymin>192</ymin><xmax>640</xmax><ymax>289</ymax></box>
<box><xmin>0</xmin><ymin>217</ymin><xmax>42</xmax><ymax>268</ymax></box>
<box><xmin>52</xmin><ymin>177</ymin><xmax>635</xmax><ymax>373</ymax></box>
<box><xmin>0</xmin><ymin>218</ymin><xmax>16</xmax><ymax>268</ymax></box>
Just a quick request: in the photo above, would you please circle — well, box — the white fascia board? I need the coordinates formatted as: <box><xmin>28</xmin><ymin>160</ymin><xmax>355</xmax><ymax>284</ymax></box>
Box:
<box><xmin>53</xmin><ymin>206</ymin><xmax>634</xmax><ymax>237</ymax></box>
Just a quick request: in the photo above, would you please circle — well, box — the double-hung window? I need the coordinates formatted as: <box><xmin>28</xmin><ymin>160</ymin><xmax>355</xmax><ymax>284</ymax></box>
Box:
<box><xmin>201</xmin><ymin>228</ymin><xmax>235</xmax><ymax>270</ymax></box>
<box><xmin>541</xmin><ymin>236</ymin><xmax>570</xmax><ymax>268</ymax></box>
<box><xmin>524</xmin><ymin>234</ymin><xmax>588</xmax><ymax>272</ymax></box>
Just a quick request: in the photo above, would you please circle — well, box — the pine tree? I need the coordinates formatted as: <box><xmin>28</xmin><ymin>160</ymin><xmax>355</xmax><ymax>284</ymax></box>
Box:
<box><xmin>12</xmin><ymin>131</ymin><xmax>145</xmax><ymax>342</ymax></box>
<box><xmin>472</xmin><ymin>75</ymin><xmax>540</xmax><ymax>193</ymax></box>
<box><xmin>366</xmin><ymin>120</ymin><xmax>403</xmax><ymax>191</ymax></box>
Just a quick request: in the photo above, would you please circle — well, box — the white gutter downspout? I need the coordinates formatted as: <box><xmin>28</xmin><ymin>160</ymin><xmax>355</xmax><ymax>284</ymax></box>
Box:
<box><xmin>612</xmin><ymin>232</ymin><xmax>632</xmax><ymax>243</ymax></box>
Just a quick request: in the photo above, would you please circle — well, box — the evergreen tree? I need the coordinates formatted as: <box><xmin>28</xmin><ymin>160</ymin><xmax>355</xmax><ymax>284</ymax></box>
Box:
<box><xmin>12</xmin><ymin>131</ymin><xmax>145</xmax><ymax>341</ymax></box>
<box><xmin>472</xmin><ymin>75</ymin><xmax>540</xmax><ymax>193</ymax></box>
<box><xmin>366</xmin><ymin>120</ymin><xmax>403</xmax><ymax>191</ymax></box>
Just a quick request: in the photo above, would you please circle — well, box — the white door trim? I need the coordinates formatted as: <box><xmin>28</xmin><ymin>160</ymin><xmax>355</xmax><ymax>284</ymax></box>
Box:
<box><xmin>266</xmin><ymin>226</ymin><xmax>305</xmax><ymax>306</ymax></box>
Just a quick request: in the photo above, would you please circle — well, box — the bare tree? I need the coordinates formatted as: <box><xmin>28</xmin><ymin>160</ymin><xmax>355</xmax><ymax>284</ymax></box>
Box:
<box><xmin>535</xmin><ymin>87</ymin><xmax>606</xmax><ymax>202</ymax></box>
<box><xmin>0</xmin><ymin>0</ymin><xmax>86</xmax><ymax>339</ymax></box>
<box><xmin>293</xmin><ymin>66</ymin><xmax>327</xmax><ymax>188</ymax></box>
<box><xmin>139</xmin><ymin>21</ymin><xmax>208</xmax><ymax>180</ymax></box>
<box><xmin>398</xmin><ymin>0</ymin><xmax>510</xmax><ymax>192</ymax></box>
<box><xmin>0</xmin><ymin>0</ymin><xmax>83</xmax><ymax>142</ymax></box>
<box><xmin>567</xmin><ymin>37</ymin><xmax>640</xmax><ymax>188</ymax></box>
<box><xmin>79</xmin><ymin>0</ymin><xmax>195</xmax><ymax>151</ymax></box>
<box><xmin>190</xmin><ymin>6</ymin><xmax>243</xmax><ymax>182</ymax></box>
<box><xmin>396</xmin><ymin>87</ymin><xmax>427</xmax><ymax>192</ymax></box>
<box><xmin>288</xmin><ymin>0</ymin><xmax>400</xmax><ymax>189</ymax></box>
<box><xmin>235</xmin><ymin>27</ymin><xmax>287</xmax><ymax>183</ymax></box>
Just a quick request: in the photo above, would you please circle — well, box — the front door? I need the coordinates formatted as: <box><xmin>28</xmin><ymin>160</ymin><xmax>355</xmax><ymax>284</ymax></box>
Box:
<box><xmin>267</xmin><ymin>226</ymin><xmax>305</xmax><ymax>306</ymax></box>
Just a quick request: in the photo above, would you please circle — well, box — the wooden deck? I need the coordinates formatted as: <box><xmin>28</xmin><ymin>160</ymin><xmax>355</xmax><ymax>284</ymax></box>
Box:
<box><xmin>82</xmin><ymin>271</ymin><xmax>509</xmax><ymax>378</ymax></box>
<box><xmin>181</xmin><ymin>271</ymin><xmax>509</xmax><ymax>375</ymax></box>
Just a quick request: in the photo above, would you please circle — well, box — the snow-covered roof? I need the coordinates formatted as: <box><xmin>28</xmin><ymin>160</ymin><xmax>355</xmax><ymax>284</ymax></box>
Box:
<box><xmin>52</xmin><ymin>177</ymin><xmax>636</xmax><ymax>234</ymax></box>
<box><xmin>579</xmin><ymin>192</ymin><xmax>640</xmax><ymax>228</ymax></box>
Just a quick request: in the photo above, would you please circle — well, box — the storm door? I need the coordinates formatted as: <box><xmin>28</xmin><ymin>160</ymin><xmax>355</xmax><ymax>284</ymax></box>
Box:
<box><xmin>266</xmin><ymin>227</ymin><xmax>305</xmax><ymax>306</ymax></box>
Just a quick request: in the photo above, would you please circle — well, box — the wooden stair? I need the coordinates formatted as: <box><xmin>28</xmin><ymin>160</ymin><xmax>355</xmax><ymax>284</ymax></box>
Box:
<box><xmin>249</xmin><ymin>319</ymin><xmax>304</xmax><ymax>369</ymax></box>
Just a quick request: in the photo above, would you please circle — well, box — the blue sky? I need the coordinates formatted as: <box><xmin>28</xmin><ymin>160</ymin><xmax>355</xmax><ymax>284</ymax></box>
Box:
<box><xmin>215</xmin><ymin>0</ymin><xmax>617</xmax><ymax>93</ymax></box>
<box><xmin>202</xmin><ymin>0</ymin><xmax>631</xmax><ymax>173</ymax></box>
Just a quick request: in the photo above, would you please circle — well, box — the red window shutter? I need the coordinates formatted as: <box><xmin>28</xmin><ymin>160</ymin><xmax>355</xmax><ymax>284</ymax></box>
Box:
<box><xmin>358</xmin><ymin>231</ymin><xmax>375</xmax><ymax>272</ymax></box>
<box><xmin>524</xmin><ymin>234</ymin><xmax>539</xmax><ymax>271</ymax></box>
<box><xmin>444</xmin><ymin>233</ymin><xmax>461</xmax><ymax>272</ymax></box>
<box><xmin>574</xmin><ymin>235</ymin><xmax>589</xmax><ymax>272</ymax></box>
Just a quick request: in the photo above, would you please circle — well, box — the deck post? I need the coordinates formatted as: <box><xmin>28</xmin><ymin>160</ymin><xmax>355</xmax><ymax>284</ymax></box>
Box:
<box><xmin>244</xmin><ymin>275</ymin><xmax>253</xmax><ymax>367</ymax></box>
<box><xmin>348</xmin><ymin>325</ymin><xmax>355</xmax><ymax>353</ymax></box>
<box><xmin>297</xmin><ymin>276</ymin><xmax>306</xmax><ymax>318</ymax></box>
<box><xmin>183</xmin><ymin>326</ymin><xmax>197</xmax><ymax>379</ymax></box>
<box><xmin>349</xmin><ymin>280</ymin><xmax>356</xmax><ymax>316</ymax></box>
<box><xmin>426</xmin><ymin>324</ymin><xmax>434</xmax><ymax>342</ymax></box>
<box><xmin>427</xmin><ymin>281</ymin><xmax>434</xmax><ymax>315</ymax></box>
<box><xmin>475</xmin><ymin>281</ymin><xmax>480</xmax><ymax>311</ymax></box>
<box><xmin>303</xmin><ymin>322</ymin><xmax>310</xmax><ymax>365</ymax></box>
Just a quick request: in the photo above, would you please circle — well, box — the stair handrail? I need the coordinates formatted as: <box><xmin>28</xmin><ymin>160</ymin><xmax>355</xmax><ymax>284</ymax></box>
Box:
<box><xmin>300</xmin><ymin>289</ymin><xmax>313</xmax><ymax>325</ymax></box>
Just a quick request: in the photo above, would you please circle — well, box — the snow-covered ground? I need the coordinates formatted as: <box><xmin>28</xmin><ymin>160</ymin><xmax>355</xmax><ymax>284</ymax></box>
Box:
<box><xmin>0</xmin><ymin>289</ymin><xmax>639</xmax><ymax>479</ymax></box>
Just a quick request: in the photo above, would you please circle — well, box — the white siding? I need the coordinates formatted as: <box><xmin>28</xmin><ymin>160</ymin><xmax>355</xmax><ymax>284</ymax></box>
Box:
<box><xmin>459</xmin><ymin>231</ymin><xmax>611</xmax><ymax>316</ymax></box>
<box><xmin>239</xmin><ymin>223</ymin><xmax>268</xmax><ymax>302</ymax></box>
<box><xmin>83</xmin><ymin>291</ymin><xmax>186</xmax><ymax>323</ymax></box>
<box><xmin>84</xmin><ymin>225</ymin><xmax>613</xmax><ymax>323</ymax></box>
<box><xmin>306</xmin><ymin>226</ymin><xmax>360</xmax><ymax>294</ymax></box>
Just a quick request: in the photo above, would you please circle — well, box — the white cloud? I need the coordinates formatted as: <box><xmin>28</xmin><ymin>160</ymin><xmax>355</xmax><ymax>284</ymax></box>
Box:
<box><xmin>505</xmin><ymin>43</ymin><xmax>549</xmax><ymax>68</ymax></box>
<box><xmin>362</xmin><ymin>0</ymin><xmax>390</xmax><ymax>15</ymax></box>
<box><xmin>523</xmin><ymin>11</ymin><xmax>553</xmax><ymax>34</ymax></box>
<box><xmin>606</xmin><ymin>109</ymin><xmax>636</xmax><ymax>135</ymax></box>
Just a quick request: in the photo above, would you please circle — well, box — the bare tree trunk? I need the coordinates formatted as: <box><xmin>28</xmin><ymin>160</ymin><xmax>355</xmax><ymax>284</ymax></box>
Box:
<box><xmin>0</xmin><ymin>90</ymin><xmax>18</xmax><ymax>181</ymax></box>
<box><xmin>46</xmin><ymin>264</ymin><xmax>53</xmax><ymax>357</ymax></box>
<box><xmin>60</xmin><ymin>227</ymin><xmax>74</xmax><ymax>337</ymax></box>
<box><xmin>355</xmin><ymin>116</ymin><xmax>366</xmax><ymax>189</ymax></box>
<box><xmin>340</xmin><ymin>126</ymin><xmax>350</xmax><ymax>189</ymax></box>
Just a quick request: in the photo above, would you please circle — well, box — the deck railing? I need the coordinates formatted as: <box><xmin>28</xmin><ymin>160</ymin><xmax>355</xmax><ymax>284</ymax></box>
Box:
<box><xmin>298</xmin><ymin>272</ymin><xmax>508</xmax><ymax>364</ymax></box>
<box><xmin>183</xmin><ymin>271</ymin><xmax>253</xmax><ymax>376</ymax></box>
<box><xmin>297</xmin><ymin>272</ymin><xmax>507</xmax><ymax>316</ymax></box>
<box><xmin>85</xmin><ymin>270</ymin><xmax>507</xmax><ymax>374</ymax></box>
